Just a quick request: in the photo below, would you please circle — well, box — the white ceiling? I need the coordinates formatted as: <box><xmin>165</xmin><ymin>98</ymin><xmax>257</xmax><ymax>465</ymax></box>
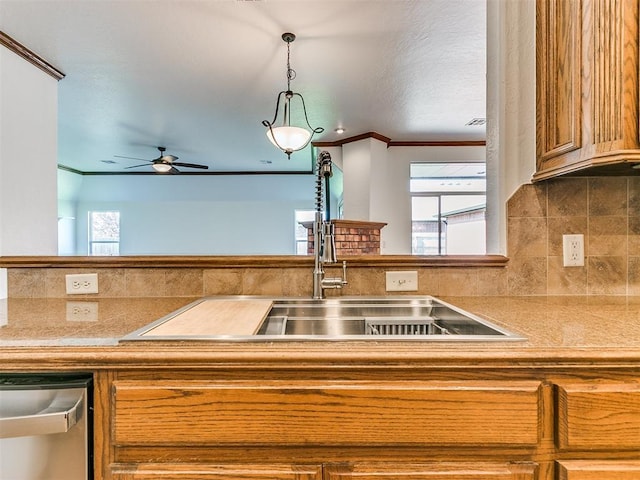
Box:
<box><xmin>0</xmin><ymin>0</ymin><xmax>486</xmax><ymax>174</ymax></box>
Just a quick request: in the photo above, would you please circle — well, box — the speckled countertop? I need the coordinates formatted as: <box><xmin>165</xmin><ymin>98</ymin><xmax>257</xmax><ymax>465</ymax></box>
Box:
<box><xmin>0</xmin><ymin>295</ymin><xmax>639</xmax><ymax>369</ymax></box>
<box><xmin>0</xmin><ymin>297</ymin><xmax>199</xmax><ymax>346</ymax></box>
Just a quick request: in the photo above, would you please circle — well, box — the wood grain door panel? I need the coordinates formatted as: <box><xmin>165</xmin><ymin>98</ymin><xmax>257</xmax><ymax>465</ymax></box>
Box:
<box><xmin>113</xmin><ymin>380</ymin><xmax>542</xmax><ymax>447</ymax></box>
<box><xmin>556</xmin><ymin>382</ymin><xmax>640</xmax><ymax>449</ymax></box>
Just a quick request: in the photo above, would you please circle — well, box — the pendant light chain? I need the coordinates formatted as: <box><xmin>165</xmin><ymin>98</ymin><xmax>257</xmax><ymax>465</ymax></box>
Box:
<box><xmin>286</xmin><ymin>38</ymin><xmax>295</xmax><ymax>91</ymax></box>
<box><xmin>262</xmin><ymin>32</ymin><xmax>324</xmax><ymax>159</ymax></box>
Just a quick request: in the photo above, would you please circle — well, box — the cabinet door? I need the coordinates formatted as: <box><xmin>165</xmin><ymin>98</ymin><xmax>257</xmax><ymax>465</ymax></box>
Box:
<box><xmin>535</xmin><ymin>0</ymin><xmax>640</xmax><ymax>180</ymax></box>
<box><xmin>536</xmin><ymin>0</ymin><xmax>582</xmax><ymax>168</ymax></box>
<box><xmin>111</xmin><ymin>463</ymin><xmax>322</xmax><ymax>480</ymax></box>
<box><xmin>112</xmin><ymin>380</ymin><xmax>542</xmax><ymax>447</ymax></box>
<box><xmin>556</xmin><ymin>382</ymin><xmax>640</xmax><ymax>449</ymax></box>
<box><xmin>324</xmin><ymin>462</ymin><xmax>537</xmax><ymax>480</ymax></box>
<box><xmin>557</xmin><ymin>460</ymin><xmax>640</xmax><ymax>480</ymax></box>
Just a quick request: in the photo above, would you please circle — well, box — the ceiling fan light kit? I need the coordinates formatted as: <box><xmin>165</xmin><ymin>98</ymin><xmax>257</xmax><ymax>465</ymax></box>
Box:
<box><xmin>121</xmin><ymin>146</ymin><xmax>209</xmax><ymax>174</ymax></box>
<box><xmin>152</xmin><ymin>162</ymin><xmax>173</xmax><ymax>173</ymax></box>
<box><xmin>262</xmin><ymin>32</ymin><xmax>323</xmax><ymax>159</ymax></box>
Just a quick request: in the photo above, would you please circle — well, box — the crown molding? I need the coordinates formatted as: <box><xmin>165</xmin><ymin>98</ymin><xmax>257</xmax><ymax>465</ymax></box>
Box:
<box><xmin>0</xmin><ymin>30</ymin><xmax>65</xmax><ymax>80</ymax></box>
<box><xmin>313</xmin><ymin>132</ymin><xmax>485</xmax><ymax>148</ymax></box>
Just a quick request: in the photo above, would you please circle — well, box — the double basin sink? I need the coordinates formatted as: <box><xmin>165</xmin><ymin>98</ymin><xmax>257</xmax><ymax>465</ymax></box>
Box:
<box><xmin>121</xmin><ymin>296</ymin><xmax>525</xmax><ymax>342</ymax></box>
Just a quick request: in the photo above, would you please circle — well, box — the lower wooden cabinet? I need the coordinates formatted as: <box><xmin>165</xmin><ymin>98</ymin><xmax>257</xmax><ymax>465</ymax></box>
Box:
<box><xmin>111</xmin><ymin>463</ymin><xmax>323</xmax><ymax>479</ymax></box>
<box><xmin>557</xmin><ymin>460</ymin><xmax>640</xmax><ymax>480</ymax></box>
<box><xmin>112</xmin><ymin>380</ymin><xmax>542</xmax><ymax>447</ymax></box>
<box><xmin>323</xmin><ymin>462</ymin><xmax>538</xmax><ymax>479</ymax></box>
<box><xmin>555</xmin><ymin>382</ymin><xmax>640</xmax><ymax>450</ymax></box>
<box><xmin>100</xmin><ymin>371</ymin><xmax>640</xmax><ymax>480</ymax></box>
<box><xmin>111</xmin><ymin>462</ymin><xmax>537</xmax><ymax>480</ymax></box>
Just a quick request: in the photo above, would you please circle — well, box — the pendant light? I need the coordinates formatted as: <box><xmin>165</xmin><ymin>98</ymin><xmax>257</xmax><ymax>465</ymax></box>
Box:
<box><xmin>262</xmin><ymin>32</ymin><xmax>324</xmax><ymax>159</ymax></box>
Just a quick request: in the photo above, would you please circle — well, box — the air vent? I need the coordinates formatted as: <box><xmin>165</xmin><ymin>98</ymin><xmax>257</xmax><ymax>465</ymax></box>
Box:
<box><xmin>466</xmin><ymin>118</ymin><xmax>486</xmax><ymax>126</ymax></box>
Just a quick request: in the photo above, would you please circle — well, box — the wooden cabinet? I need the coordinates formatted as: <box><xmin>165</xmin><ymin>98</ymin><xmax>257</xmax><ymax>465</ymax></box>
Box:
<box><xmin>111</xmin><ymin>463</ymin><xmax>323</xmax><ymax>479</ymax></box>
<box><xmin>557</xmin><ymin>460</ymin><xmax>640</xmax><ymax>480</ymax></box>
<box><xmin>554</xmin><ymin>382</ymin><xmax>640</xmax><ymax>480</ymax></box>
<box><xmin>112</xmin><ymin>380</ymin><xmax>542</xmax><ymax>447</ymax></box>
<box><xmin>98</xmin><ymin>371</ymin><xmax>640</xmax><ymax>480</ymax></box>
<box><xmin>323</xmin><ymin>462</ymin><xmax>537</xmax><ymax>479</ymax></box>
<box><xmin>110</xmin><ymin>462</ymin><xmax>537</xmax><ymax>480</ymax></box>
<box><xmin>535</xmin><ymin>0</ymin><xmax>640</xmax><ymax>180</ymax></box>
<box><xmin>105</xmin><ymin>375</ymin><xmax>543</xmax><ymax>480</ymax></box>
<box><xmin>555</xmin><ymin>381</ymin><xmax>640</xmax><ymax>450</ymax></box>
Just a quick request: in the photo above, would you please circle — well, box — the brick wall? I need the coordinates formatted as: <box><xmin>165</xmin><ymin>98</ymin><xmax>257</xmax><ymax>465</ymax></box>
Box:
<box><xmin>303</xmin><ymin>220</ymin><xmax>387</xmax><ymax>255</ymax></box>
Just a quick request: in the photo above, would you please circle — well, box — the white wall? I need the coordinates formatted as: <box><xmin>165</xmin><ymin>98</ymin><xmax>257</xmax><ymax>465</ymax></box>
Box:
<box><xmin>486</xmin><ymin>0</ymin><xmax>537</xmax><ymax>254</ymax></box>
<box><xmin>58</xmin><ymin>168</ymin><xmax>83</xmax><ymax>255</ymax></box>
<box><xmin>70</xmin><ymin>174</ymin><xmax>319</xmax><ymax>255</ymax></box>
<box><xmin>0</xmin><ymin>44</ymin><xmax>59</xmax><ymax>298</ymax></box>
<box><xmin>342</xmin><ymin>140</ymin><xmax>374</xmax><ymax>220</ymax></box>
<box><xmin>0</xmin><ymin>48</ymin><xmax>58</xmax><ymax>256</ymax></box>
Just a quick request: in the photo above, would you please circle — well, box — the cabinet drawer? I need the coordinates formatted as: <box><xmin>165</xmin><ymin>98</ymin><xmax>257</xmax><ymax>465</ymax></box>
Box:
<box><xmin>111</xmin><ymin>463</ymin><xmax>322</xmax><ymax>480</ymax></box>
<box><xmin>324</xmin><ymin>461</ymin><xmax>537</xmax><ymax>479</ymax></box>
<box><xmin>556</xmin><ymin>382</ymin><xmax>640</xmax><ymax>449</ymax></box>
<box><xmin>557</xmin><ymin>460</ymin><xmax>640</xmax><ymax>480</ymax></box>
<box><xmin>113</xmin><ymin>380</ymin><xmax>542</xmax><ymax>447</ymax></box>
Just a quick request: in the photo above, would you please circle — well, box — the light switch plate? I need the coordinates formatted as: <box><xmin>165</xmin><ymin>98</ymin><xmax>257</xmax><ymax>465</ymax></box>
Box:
<box><xmin>385</xmin><ymin>271</ymin><xmax>418</xmax><ymax>291</ymax></box>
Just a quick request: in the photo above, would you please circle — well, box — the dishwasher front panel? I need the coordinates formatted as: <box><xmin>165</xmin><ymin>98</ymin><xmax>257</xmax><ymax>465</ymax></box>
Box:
<box><xmin>0</xmin><ymin>373</ymin><xmax>93</xmax><ymax>480</ymax></box>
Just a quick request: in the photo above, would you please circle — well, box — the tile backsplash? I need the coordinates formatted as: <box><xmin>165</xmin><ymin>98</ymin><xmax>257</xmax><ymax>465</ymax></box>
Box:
<box><xmin>6</xmin><ymin>176</ymin><xmax>640</xmax><ymax>298</ymax></box>
<box><xmin>507</xmin><ymin>176</ymin><xmax>640</xmax><ymax>295</ymax></box>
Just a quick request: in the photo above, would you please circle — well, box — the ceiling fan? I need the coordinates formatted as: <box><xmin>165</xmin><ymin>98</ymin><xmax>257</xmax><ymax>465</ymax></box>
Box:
<box><xmin>116</xmin><ymin>147</ymin><xmax>209</xmax><ymax>174</ymax></box>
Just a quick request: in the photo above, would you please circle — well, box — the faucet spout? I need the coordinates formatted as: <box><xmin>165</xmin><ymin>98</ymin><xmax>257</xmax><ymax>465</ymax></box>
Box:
<box><xmin>312</xmin><ymin>151</ymin><xmax>347</xmax><ymax>299</ymax></box>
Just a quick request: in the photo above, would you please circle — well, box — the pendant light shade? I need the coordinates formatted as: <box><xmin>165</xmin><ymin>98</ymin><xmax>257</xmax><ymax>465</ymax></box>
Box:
<box><xmin>266</xmin><ymin>125</ymin><xmax>312</xmax><ymax>153</ymax></box>
<box><xmin>262</xmin><ymin>33</ymin><xmax>323</xmax><ymax>159</ymax></box>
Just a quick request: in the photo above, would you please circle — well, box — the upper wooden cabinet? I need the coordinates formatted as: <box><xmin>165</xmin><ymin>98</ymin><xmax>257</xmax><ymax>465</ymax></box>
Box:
<box><xmin>535</xmin><ymin>0</ymin><xmax>640</xmax><ymax>180</ymax></box>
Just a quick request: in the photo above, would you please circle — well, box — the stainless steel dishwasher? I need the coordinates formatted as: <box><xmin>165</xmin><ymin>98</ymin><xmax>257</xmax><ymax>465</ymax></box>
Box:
<box><xmin>0</xmin><ymin>373</ymin><xmax>92</xmax><ymax>480</ymax></box>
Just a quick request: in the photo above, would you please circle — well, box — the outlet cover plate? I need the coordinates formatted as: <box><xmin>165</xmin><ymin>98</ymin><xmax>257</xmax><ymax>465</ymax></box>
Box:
<box><xmin>385</xmin><ymin>271</ymin><xmax>418</xmax><ymax>291</ymax></box>
<box><xmin>562</xmin><ymin>234</ymin><xmax>585</xmax><ymax>267</ymax></box>
<box><xmin>66</xmin><ymin>301</ymin><xmax>99</xmax><ymax>322</ymax></box>
<box><xmin>65</xmin><ymin>273</ymin><xmax>99</xmax><ymax>294</ymax></box>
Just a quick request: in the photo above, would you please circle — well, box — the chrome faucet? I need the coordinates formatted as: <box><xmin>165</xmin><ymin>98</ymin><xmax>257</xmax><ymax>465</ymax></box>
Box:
<box><xmin>313</xmin><ymin>151</ymin><xmax>347</xmax><ymax>299</ymax></box>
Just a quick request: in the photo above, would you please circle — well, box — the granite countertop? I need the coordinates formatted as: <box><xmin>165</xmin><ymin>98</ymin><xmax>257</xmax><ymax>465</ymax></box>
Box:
<box><xmin>0</xmin><ymin>295</ymin><xmax>639</xmax><ymax>366</ymax></box>
<box><xmin>0</xmin><ymin>297</ymin><xmax>198</xmax><ymax>346</ymax></box>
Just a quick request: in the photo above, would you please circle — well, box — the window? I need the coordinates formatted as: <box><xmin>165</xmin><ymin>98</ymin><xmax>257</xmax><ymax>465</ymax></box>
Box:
<box><xmin>410</xmin><ymin>163</ymin><xmax>486</xmax><ymax>255</ymax></box>
<box><xmin>89</xmin><ymin>211</ymin><xmax>120</xmax><ymax>255</ymax></box>
<box><xmin>294</xmin><ymin>210</ymin><xmax>316</xmax><ymax>255</ymax></box>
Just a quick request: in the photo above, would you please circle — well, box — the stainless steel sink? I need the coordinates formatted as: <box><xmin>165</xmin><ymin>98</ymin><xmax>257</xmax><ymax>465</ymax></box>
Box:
<box><xmin>120</xmin><ymin>296</ymin><xmax>525</xmax><ymax>342</ymax></box>
<box><xmin>256</xmin><ymin>296</ymin><xmax>525</xmax><ymax>341</ymax></box>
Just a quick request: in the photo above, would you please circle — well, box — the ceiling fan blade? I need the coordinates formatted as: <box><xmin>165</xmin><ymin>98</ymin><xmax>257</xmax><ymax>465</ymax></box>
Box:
<box><xmin>172</xmin><ymin>162</ymin><xmax>209</xmax><ymax>169</ymax></box>
<box><xmin>114</xmin><ymin>155</ymin><xmax>151</xmax><ymax>162</ymax></box>
<box><xmin>124</xmin><ymin>163</ymin><xmax>151</xmax><ymax>169</ymax></box>
<box><xmin>169</xmin><ymin>167</ymin><xmax>180</xmax><ymax>174</ymax></box>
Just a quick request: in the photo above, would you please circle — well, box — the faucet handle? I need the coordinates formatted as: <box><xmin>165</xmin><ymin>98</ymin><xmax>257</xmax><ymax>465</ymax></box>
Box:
<box><xmin>321</xmin><ymin>260</ymin><xmax>348</xmax><ymax>290</ymax></box>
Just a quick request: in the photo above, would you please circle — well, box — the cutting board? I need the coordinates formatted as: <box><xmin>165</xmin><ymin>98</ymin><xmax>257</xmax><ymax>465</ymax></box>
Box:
<box><xmin>142</xmin><ymin>299</ymin><xmax>273</xmax><ymax>337</ymax></box>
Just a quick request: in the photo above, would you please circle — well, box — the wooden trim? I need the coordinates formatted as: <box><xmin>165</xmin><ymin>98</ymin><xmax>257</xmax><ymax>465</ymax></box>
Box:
<box><xmin>59</xmin><ymin>164</ymin><xmax>315</xmax><ymax>176</ymax></box>
<box><xmin>0</xmin><ymin>254</ymin><xmax>509</xmax><ymax>269</ymax></box>
<box><xmin>0</xmin><ymin>30</ymin><xmax>65</xmax><ymax>80</ymax></box>
<box><xmin>300</xmin><ymin>220</ymin><xmax>388</xmax><ymax>230</ymax></box>
<box><xmin>388</xmin><ymin>140</ymin><xmax>486</xmax><ymax>147</ymax></box>
<box><xmin>313</xmin><ymin>132</ymin><xmax>486</xmax><ymax>148</ymax></box>
<box><xmin>313</xmin><ymin>132</ymin><xmax>391</xmax><ymax>147</ymax></box>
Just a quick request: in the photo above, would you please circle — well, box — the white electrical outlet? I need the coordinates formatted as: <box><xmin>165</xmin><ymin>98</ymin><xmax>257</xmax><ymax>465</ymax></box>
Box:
<box><xmin>562</xmin><ymin>234</ymin><xmax>584</xmax><ymax>267</ymax></box>
<box><xmin>65</xmin><ymin>273</ymin><xmax>99</xmax><ymax>294</ymax></box>
<box><xmin>65</xmin><ymin>301</ymin><xmax>99</xmax><ymax>322</ymax></box>
<box><xmin>385</xmin><ymin>271</ymin><xmax>418</xmax><ymax>291</ymax></box>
